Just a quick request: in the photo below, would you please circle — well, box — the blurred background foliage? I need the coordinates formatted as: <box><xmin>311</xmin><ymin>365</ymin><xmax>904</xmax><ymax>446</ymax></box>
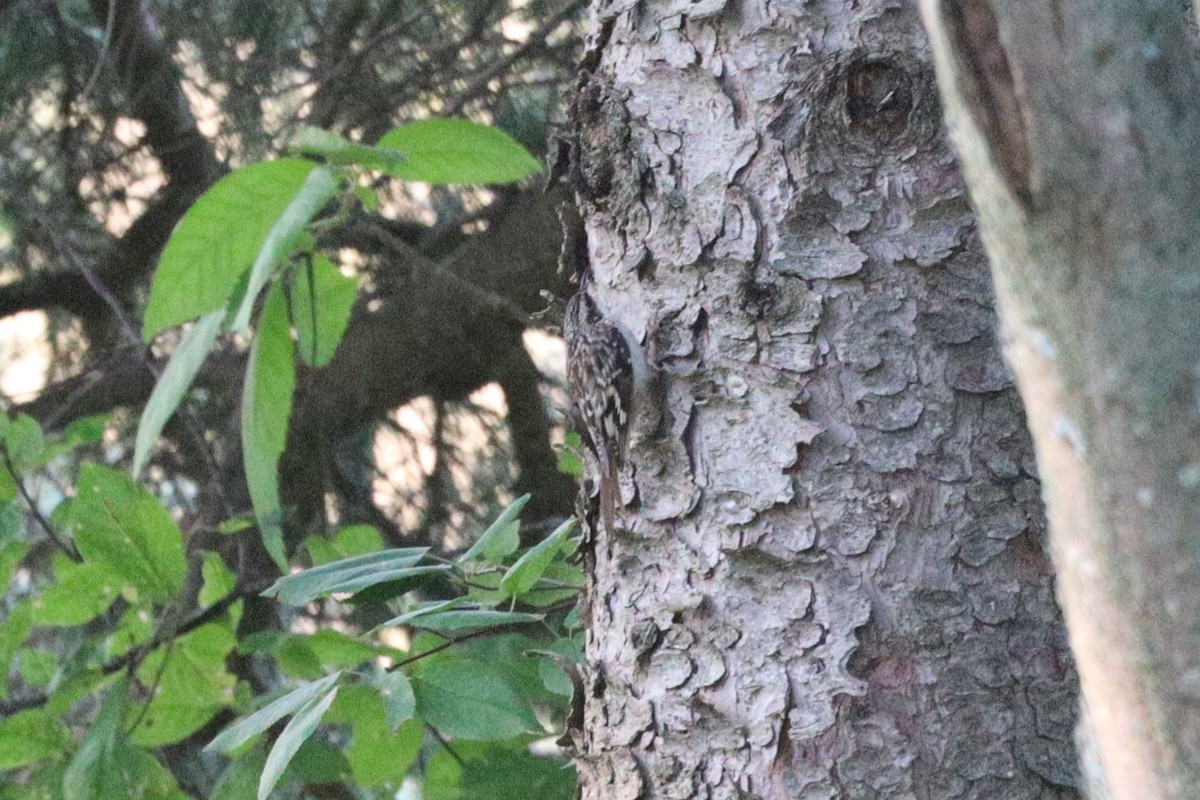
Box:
<box><xmin>0</xmin><ymin>0</ymin><xmax>587</xmax><ymax>797</ymax></box>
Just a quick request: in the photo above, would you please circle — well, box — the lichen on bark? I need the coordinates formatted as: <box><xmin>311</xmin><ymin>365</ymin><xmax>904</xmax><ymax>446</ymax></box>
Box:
<box><xmin>570</xmin><ymin>2</ymin><xmax>1081</xmax><ymax>798</ymax></box>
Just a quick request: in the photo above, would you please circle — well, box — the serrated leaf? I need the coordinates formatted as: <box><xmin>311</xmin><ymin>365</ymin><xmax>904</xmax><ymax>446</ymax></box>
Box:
<box><xmin>67</xmin><ymin>465</ymin><xmax>187</xmax><ymax>604</ymax></box>
<box><xmin>499</xmin><ymin>517</ymin><xmax>576</xmax><ymax>598</ymax></box>
<box><xmin>262</xmin><ymin>547</ymin><xmax>432</xmax><ymax>606</ymax></box>
<box><xmin>457</xmin><ymin>494</ymin><xmax>529</xmax><ymax>565</ymax></box>
<box><xmin>205</xmin><ymin>672</ymin><xmax>341</xmax><ymax>754</ymax></box>
<box><xmin>411</xmin><ymin>659</ymin><xmax>538</xmax><ymax>740</ymax></box>
<box><xmin>241</xmin><ymin>282</ymin><xmax>295</xmax><ymax>570</ymax></box>
<box><xmin>377</xmin><ymin>671</ymin><xmax>415</xmax><ymax>733</ymax></box>
<box><xmin>144</xmin><ymin>159</ymin><xmax>319</xmax><ymax>339</ymax></box>
<box><xmin>31</xmin><ymin>555</ymin><xmax>123</xmax><ymax>627</ymax></box>
<box><xmin>258</xmin><ymin>686</ymin><xmax>338</xmax><ymax>800</ymax></box>
<box><xmin>133</xmin><ymin>311</ymin><xmax>223</xmax><ymax>477</ymax></box>
<box><xmin>0</xmin><ymin>708</ymin><xmax>71</xmax><ymax>770</ymax></box>
<box><xmin>376</xmin><ymin>120</ymin><xmax>541</xmax><ymax>185</ymax></box>
<box><xmin>130</xmin><ymin>622</ymin><xmax>238</xmax><ymax>747</ymax></box>
<box><xmin>291</xmin><ymin>254</ymin><xmax>358</xmax><ymax>367</ymax></box>
<box><xmin>230</xmin><ymin>166</ymin><xmax>338</xmax><ymax>332</ymax></box>
<box><xmin>290</xmin><ymin>126</ymin><xmax>407</xmax><ymax>173</ymax></box>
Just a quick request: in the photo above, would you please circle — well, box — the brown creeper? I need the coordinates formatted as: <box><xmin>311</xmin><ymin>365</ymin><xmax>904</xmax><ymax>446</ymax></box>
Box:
<box><xmin>564</xmin><ymin>289</ymin><xmax>646</xmax><ymax>536</ymax></box>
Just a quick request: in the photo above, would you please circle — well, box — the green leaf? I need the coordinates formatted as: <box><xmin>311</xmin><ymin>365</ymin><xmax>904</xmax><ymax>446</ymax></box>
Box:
<box><xmin>286</xmin><ymin>738</ymin><xmax>351</xmax><ymax>784</ymax></box>
<box><xmin>306</xmin><ymin>629</ymin><xmax>379</xmax><ymax>667</ymax></box>
<box><xmin>0</xmin><ymin>538</ymin><xmax>27</xmax><ymax>588</ymax></box>
<box><xmin>379</xmin><ymin>598</ymin><xmax>460</xmax><ymax>629</ymax></box>
<box><xmin>557</xmin><ymin>431</ymin><xmax>584</xmax><ymax>477</ymax></box>
<box><xmin>16</xmin><ymin>648</ymin><xmax>57</xmax><ymax>688</ymax></box>
<box><xmin>62</xmin><ymin>414</ymin><xmax>109</xmax><ymax>447</ymax></box>
<box><xmin>376</xmin><ymin>120</ymin><xmax>541</xmax><ymax>185</ymax></box>
<box><xmin>273</xmin><ymin>636</ymin><xmax>324</xmax><ymax>680</ymax></box>
<box><xmin>499</xmin><ymin>517</ymin><xmax>576</xmax><ymax>598</ymax></box>
<box><xmin>0</xmin><ymin>602</ymin><xmax>31</xmax><ymax>696</ymax></box>
<box><xmin>104</xmin><ymin>604</ymin><xmax>155</xmax><ymax>660</ymax></box>
<box><xmin>241</xmin><ymin>282</ymin><xmax>295</xmax><ymax>570</ymax></box>
<box><xmin>325</xmin><ymin>686</ymin><xmax>421</xmax><ymax>787</ymax></box>
<box><xmin>290</xmin><ymin>126</ymin><xmax>407</xmax><ymax>172</ymax></box>
<box><xmin>377</xmin><ymin>671</ymin><xmax>415</xmax><ymax>733</ymax></box>
<box><xmin>62</xmin><ymin>677</ymin><xmax>126</xmax><ymax>799</ymax></box>
<box><xmin>262</xmin><ymin>547</ymin><xmax>431</xmax><ymax>606</ymax></box>
<box><xmin>291</xmin><ymin>254</ymin><xmax>358</xmax><ymax>367</ymax></box>
<box><xmin>217</xmin><ymin>515</ymin><xmax>255</xmax><ymax>535</ymax></box>
<box><xmin>0</xmin><ymin>503</ymin><xmax>22</xmax><ymax>539</ymax></box>
<box><xmin>67</xmin><ymin>464</ymin><xmax>187</xmax><ymax>604</ymax></box>
<box><xmin>96</xmin><ymin>745</ymin><xmax>190</xmax><ymax>800</ymax></box>
<box><xmin>333</xmin><ymin>524</ymin><xmax>385</xmax><ymax>556</ymax></box>
<box><xmin>143</xmin><ymin>159</ymin><xmax>319</xmax><ymax>339</ymax></box>
<box><xmin>409</xmin><ymin>608</ymin><xmax>544</xmax><ymax>634</ymax></box>
<box><xmin>0</xmin><ymin>709</ymin><xmax>71</xmax><ymax>770</ymax></box>
<box><xmin>31</xmin><ymin>554</ymin><xmax>123</xmax><ymax>626</ymax></box>
<box><xmin>205</xmin><ymin>672</ymin><xmax>341</xmax><ymax>754</ymax></box>
<box><xmin>230</xmin><ymin>166</ymin><xmax>338</xmax><ymax>332</ymax></box>
<box><xmin>474</xmin><ymin>744</ymin><xmax>576</xmax><ymax>800</ymax></box>
<box><xmin>132</xmin><ymin>311</ymin><xmax>223</xmax><ymax>477</ymax></box>
<box><xmin>457</xmin><ymin>494</ymin><xmax>529</xmax><ymax>565</ymax></box>
<box><xmin>199</xmin><ymin>551</ymin><xmax>237</xmax><ymax>607</ymax></box>
<box><xmin>130</xmin><ymin>622</ymin><xmax>238</xmax><ymax>747</ymax></box>
<box><xmin>411</xmin><ymin>659</ymin><xmax>538</xmax><ymax>740</ymax></box>
<box><xmin>258</xmin><ymin>685</ymin><xmax>338</xmax><ymax>800</ymax></box>
<box><xmin>3</xmin><ymin>414</ymin><xmax>45</xmax><ymax>472</ymax></box>
<box><xmin>211</xmin><ymin>745</ymin><xmax>266</xmax><ymax>800</ymax></box>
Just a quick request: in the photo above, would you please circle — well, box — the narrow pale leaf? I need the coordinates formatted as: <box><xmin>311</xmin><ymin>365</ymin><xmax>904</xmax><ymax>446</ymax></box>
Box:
<box><xmin>499</xmin><ymin>517</ymin><xmax>576</xmax><ymax>598</ymax></box>
<box><xmin>410</xmin><ymin>608</ymin><xmax>544</xmax><ymax>633</ymax></box>
<box><xmin>205</xmin><ymin>672</ymin><xmax>341</xmax><ymax>754</ymax></box>
<box><xmin>241</xmin><ymin>282</ymin><xmax>295</xmax><ymax>569</ymax></box>
<box><xmin>258</xmin><ymin>687</ymin><xmax>338</xmax><ymax>800</ymax></box>
<box><xmin>376</xmin><ymin>120</ymin><xmax>541</xmax><ymax>185</ymax></box>
<box><xmin>262</xmin><ymin>547</ymin><xmax>430</xmax><ymax>605</ymax></box>
<box><xmin>143</xmin><ymin>159</ymin><xmax>317</xmax><ymax>339</ymax></box>
<box><xmin>377</xmin><ymin>671</ymin><xmax>416</xmax><ymax>732</ymax></box>
<box><xmin>133</xmin><ymin>311</ymin><xmax>223</xmax><ymax>477</ymax></box>
<box><xmin>457</xmin><ymin>494</ymin><xmax>529</xmax><ymax>565</ymax></box>
<box><xmin>231</xmin><ymin>166</ymin><xmax>338</xmax><ymax>332</ymax></box>
<box><xmin>290</xmin><ymin>127</ymin><xmax>407</xmax><ymax>172</ymax></box>
<box><xmin>62</xmin><ymin>676</ymin><xmax>127</xmax><ymax>800</ymax></box>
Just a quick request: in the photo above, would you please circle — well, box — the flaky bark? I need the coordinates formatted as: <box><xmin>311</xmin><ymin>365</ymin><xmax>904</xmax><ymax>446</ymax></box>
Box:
<box><xmin>571</xmin><ymin>2</ymin><xmax>1080</xmax><ymax>798</ymax></box>
<box><xmin>921</xmin><ymin>2</ymin><xmax>1200</xmax><ymax>798</ymax></box>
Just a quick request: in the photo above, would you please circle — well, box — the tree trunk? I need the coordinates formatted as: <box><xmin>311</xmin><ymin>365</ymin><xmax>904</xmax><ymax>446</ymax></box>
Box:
<box><xmin>921</xmin><ymin>3</ymin><xmax>1200</xmax><ymax>799</ymax></box>
<box><xmin>568</xmin><ymin>2</ymin><xmax>1083</xmax><ymax>798</ymax></box>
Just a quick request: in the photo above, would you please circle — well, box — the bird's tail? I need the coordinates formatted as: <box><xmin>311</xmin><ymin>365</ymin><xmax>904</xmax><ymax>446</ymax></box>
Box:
<box><xmin>598</xmin><ymin>461</ymin><xmax>618</xmax><ymax>537</ymax></box>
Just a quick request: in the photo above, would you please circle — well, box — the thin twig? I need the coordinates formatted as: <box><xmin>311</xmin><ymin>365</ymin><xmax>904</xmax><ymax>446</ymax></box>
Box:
<box><xmin>78</xmin><ymin>0</ymin><xmax>117</xmax><ymax>106</ymax></box>
<box><xmin>0</xmin><ymin>443</ymin><xmax>81</xmax><ymax>562</ymax></box>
